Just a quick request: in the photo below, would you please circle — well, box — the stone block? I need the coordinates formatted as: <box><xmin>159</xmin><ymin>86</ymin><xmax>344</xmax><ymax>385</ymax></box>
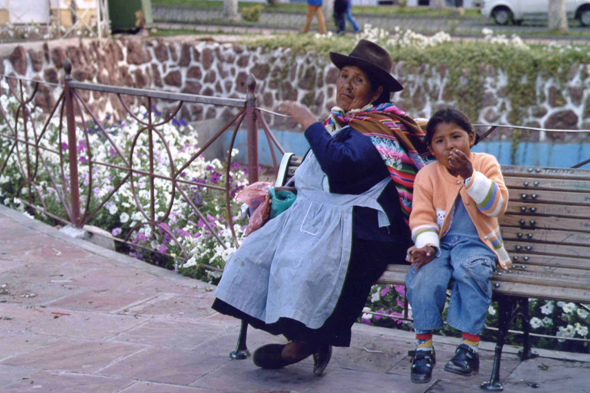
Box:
<box><xmin>10</xmin><ymin>46</ymin><xmax>27</xmax><ymax>75</ymax></box>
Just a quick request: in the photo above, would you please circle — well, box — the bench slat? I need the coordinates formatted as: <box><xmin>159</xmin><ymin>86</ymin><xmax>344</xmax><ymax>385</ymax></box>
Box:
<box><xmin>508</xmin><ymin>189</ymin><xmax>590</xmax><ymax>206</ymax></box>
<box><xmin>500</xmin><ymin>214</ymin><xmax>590</xmax><ymax>233</ymax></box>
<box><xmin>378</xmin><ymin>266</ymin><xmax>590</xmax><ymax>302</ymax></box>
<box><xmin>504</xmin><ymin>202</ymin><xmax>590</xmax><ymax>219</ymax></box>
<box><xmin>502</xmin><ymin>166</ymin><xmax>590</xmax><ymax>180</ymax></box>
<box><xmin>504</xmin><ymin>177</ymin><xmax>590</xmax><ymax>192</ymax></box>
<box><xmin>509</xmin><ymin>253</ymin><xmax>590</xmax><ymax>270</ymax></box>
<box><xmin>505</xmin><ymin>240</ymin><xmax>590</xmax><ymax>258</ymax></box>
<box><xmin>502</xmin><ymin>227</ymin><xmax>590</xmax><ymax>247</ymax></box>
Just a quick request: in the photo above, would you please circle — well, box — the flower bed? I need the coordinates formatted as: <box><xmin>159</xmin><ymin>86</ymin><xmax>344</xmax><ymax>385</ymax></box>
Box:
<box><xmin>0</xmin><ymin>86</ymin><xmax>248</xmax><ymax>284</ymax></box>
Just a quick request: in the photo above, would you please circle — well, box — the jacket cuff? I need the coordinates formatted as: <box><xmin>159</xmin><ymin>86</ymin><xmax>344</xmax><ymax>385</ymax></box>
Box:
<box><xmin>464</xmin><ymin>170</ymin><xmax>493</xmax><ymax>204</ymax></box>
<box><xmin>412</xmin><ymin>225</ymin><xmax>440</xmax><ymax>255</ymax></box>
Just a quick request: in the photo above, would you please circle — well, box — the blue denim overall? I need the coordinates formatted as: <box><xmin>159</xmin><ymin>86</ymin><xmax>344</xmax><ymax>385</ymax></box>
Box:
<box><xmin>405</xmin><ymin>197</ymin><xmax>497</xmax><ymax>335</ymax></box>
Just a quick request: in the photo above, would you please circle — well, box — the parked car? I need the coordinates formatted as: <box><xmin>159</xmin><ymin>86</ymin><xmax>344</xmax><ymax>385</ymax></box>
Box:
<box><xmin>481</xmin><ymin>0</ymin><xmax>590</xmax><ymax>26</ymax></box>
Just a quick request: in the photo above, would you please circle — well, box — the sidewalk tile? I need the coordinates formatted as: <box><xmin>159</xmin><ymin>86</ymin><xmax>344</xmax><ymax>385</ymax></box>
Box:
<box><xmin>0</xmin><ymin>332</ymin><xmax>58</xmax><ymax>361</ymax></box>
<box><xmin>127</xmin><ymin>278</ymin><xmax>212</xmax><ymax>298</ymax></box>
<box><xmin>29</xmin><ymin>309</ymin><xmax>145</xmax><ymax>339</ymax></box>
<box><xmin>0</xmin><ymin>365</ymin><xmax>37</xmax><ymax>389</ymax></box>
<box><xmin>122</xmin><ymin>293</ymin><xmax>216</xmax><ymax>320</ymax></box>
<box><xmin>189</xmin><ymin>358</ymin><xmax>318</xmax><ymax>392</ymax></box>
<box><xmin>112</xmin><ymin>320</ymin><xmax>233</xmax><ymax>350</ymax></box>
<box><xmin>1</xmin><ymin>338</ymin><xmax>144</xmax><ymax>373</ymax></box>
<box><xmin>97</xmin><ymin>347</ymin><xmax>229</xmax><ymax>385</ymax></box>
<box><xmin>0</xmin><ymin>304</ymin><xmax>52</xmax><ymax>332</ymax></box>
<box><xmin>121</xmin><ymin>381</ymin><xmax>219</xmax><ymax>392</ymax></box>
<box><xmin>1</xmin><ymin>371</ymin><xmax>134</xmax><ymax>392</ymax></box>
<box><xmin>68</xmin><ymin>268</ymin><xmax>156</xmax><ymax>291</ymax></box>
<box><xmin>504</xmin><ymin>357</ymin><xmax>590</xmax><ymax>393</ymax></box>
<box><xmin>49</xmin><ymin>290</ymin><xmax>153</xmax><ymax>312</ymax></box>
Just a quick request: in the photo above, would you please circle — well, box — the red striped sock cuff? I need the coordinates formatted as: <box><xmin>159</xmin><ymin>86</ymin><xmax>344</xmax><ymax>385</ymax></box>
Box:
<box><xmin>462</xmin><ymin>332</ymin><xmax>480</xmax><ymax>342</ymax></box>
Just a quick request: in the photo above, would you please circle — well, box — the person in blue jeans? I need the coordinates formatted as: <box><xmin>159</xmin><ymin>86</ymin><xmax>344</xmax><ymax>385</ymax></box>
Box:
<box><xmin>405</xmin><ymin>108</ymin><xmax>510</xmax><ymax>384</ymax></box>
<box><xmin>333</xmin><ymin>0</ymin><xmax>359</xmax><ymax>35</ymax></box>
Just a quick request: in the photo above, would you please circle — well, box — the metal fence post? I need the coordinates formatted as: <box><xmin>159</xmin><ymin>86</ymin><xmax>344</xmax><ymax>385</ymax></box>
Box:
<box><xmin>63</xmin><ymin>59</ymin><xmax>82</xmax><ymax>227</ymax></box>
<box><xmin>246</xmin><ymin>75</ymin><xmax>258</xmax><ymax>184</ymax></box>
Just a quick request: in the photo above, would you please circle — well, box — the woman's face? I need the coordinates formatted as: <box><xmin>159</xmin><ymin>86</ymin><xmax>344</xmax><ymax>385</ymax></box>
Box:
<box><xmin>336</xmin><ymin>66</ymin><xmax>383</xmax><ymax>112</ymax></box>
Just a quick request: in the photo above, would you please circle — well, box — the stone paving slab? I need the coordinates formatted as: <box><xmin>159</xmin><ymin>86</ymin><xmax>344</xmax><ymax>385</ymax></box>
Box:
<box><xmin>0</xmin><ymin>204</ymin><xmax>589</xmax><ymax>393</ymax></box>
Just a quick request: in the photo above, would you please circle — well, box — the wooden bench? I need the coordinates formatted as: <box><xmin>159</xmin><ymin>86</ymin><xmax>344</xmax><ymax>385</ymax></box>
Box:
<box><xmin>231</xmin><ymin>154</ymin><xmax>590</xmax><ymax>391</ymax></box>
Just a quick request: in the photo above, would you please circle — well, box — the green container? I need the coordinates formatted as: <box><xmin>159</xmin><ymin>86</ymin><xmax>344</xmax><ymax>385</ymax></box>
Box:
<box><xmin>108</xmin><ymin>0</ymin><xmax>153</xmax><ymax>32</ymax></box>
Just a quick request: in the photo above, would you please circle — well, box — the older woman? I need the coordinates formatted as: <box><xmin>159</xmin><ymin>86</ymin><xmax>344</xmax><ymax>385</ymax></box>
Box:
<box><xmin>212</xmin><ymin>40</ymin><xmax>431</xmax><ymax>375</ymax></box>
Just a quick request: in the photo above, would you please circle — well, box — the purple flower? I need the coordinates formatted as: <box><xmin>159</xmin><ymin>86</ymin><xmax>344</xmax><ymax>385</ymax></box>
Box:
<box><xmin>243</xmin><ymin>168</ymin><xmax>249</xmax><ymax>176</ymax></box>
<box><xmin>197</xmin><ymin>218</ymin><xmax>205</xmax><ymax>228</ymax></box>
<box><xmin>60</xmin><ymin>142</ymin><xmax>68</xmax><ymax>150</ymax></box>
<box><xmin>158</xmin><ymin>245</ymin><xmax>168</xmax><ymax>254</ymax></box>
<box><xmin>136</xmin><ymin>233</ymin><xmax>147</xmax><ymax>242</ymax></box>
<box><xmin>232</xmin><ymin>162</ymin><xmax>241</xmax><ymax>169</ymax></box>
<box><xmin>206</xmin><ymin>214</ymin><xmax>216</xmax><ymax>222</ymax></box>
<box><xmin>394</xmin><ymin>285</ymin><xmax>406</xmax><ymax>297</ymax></box>
<box><xmin>109</xmin><ymin>148</ymin><xmax>117</xmax><ymax>157</ymax></box>
<box><xmin>76</xmin><ymin>141</ymin><xmax>87</xmax><ymax>152</ymax></box>
<box><xmin>111</xmin><ymin>227</ymin><xmax>122</xmax><ymax>236</ymax></box>
<box><xmin>159</xmin><ymin>222</ymin><xmax>170</xmax><ymax>231</ymax></box>
<box><xmin>374</xmin><ymin>309</ymin><xmax>384</xmax><ymax>321</ymax></box>
<box><xmin>79</xmin><ymin>156</ymin><xmax>87</xmax><ymax>164</ymax></box>
<box><xmin>180</xmin><ymin>119</ymin><xmax>187</xmax><ymax>126</ymax></box>
<box><xmin>380</xmin><ymin>286</ymin><xmax>390</xmax><ymax>298</ymax></box>
<box><xmin>92</xmin><ymin>187</ymin><xmax>101</xmax><ymax>195</ymax></box>
<box><xmin>211</xmin><ymin>172</ymin><xmax>221</xmax><ymax>184</ymax></box>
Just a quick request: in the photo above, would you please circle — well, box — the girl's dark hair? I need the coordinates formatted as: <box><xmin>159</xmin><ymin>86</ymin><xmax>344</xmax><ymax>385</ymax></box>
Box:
<box><xmin>425</xmin><ymin>108</ymin><xmax>473</xmax><ymax>145</ymax></box>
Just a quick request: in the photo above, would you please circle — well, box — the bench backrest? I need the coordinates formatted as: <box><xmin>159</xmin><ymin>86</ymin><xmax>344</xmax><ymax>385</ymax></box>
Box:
<box><xmin>278</xmin><ymin>155</ymin><xmax>590</xmax><ymax>303</ymax></box>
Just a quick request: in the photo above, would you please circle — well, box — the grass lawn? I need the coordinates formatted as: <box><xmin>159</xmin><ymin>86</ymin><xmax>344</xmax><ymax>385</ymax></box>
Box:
<box><xmin>152</xmin><ymin>0</ymin><xmax>482</xmax><ymax>17</ymax></box>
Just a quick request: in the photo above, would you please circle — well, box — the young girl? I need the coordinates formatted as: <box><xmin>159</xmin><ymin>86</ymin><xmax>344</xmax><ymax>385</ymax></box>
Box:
<box><xmin>405</xmin><ymin>108</ymin><xmax>510</xmax><ymax>384</ymax></box>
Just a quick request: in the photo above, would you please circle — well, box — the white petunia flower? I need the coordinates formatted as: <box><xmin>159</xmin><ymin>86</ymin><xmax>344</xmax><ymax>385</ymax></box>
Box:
<box><xmin>371</xmin><ymin>291</ymin><xmax>380</xmax><ymax>303</ymax></box>
<box><xmin>108</xmin><ymin>204</ymin><xmax>118</xmax><ymax>215</ymax></box>
<box><xmin>488</xmin><ymin>305</ymin><xmax>496</xmax><ymax>316</ymax></box>
<box><xmin>540</xmin><ymin>301</ymin><xmax>554</xmax><ymax>315</ymax></box>
<box><xmin>529</xmin><ymin>317</ymin><xmax>543</xmax><ymax>329</ymax></box>
<box><xmin>542</xmin><ymin>317</ymin><xmax>553</xmax><ymax>326</ymax></box>
<box><xmin>563</xmin><ymin>302</ymin><xmax>577</xmax><ymax>314</ymax></box>
<box><xmin>120</xmin><ymin>212</ymin><xmax>130</xmax><ymax>223</ymax></box>
<box><xmin>577</xmin><ymin>308</ymin><xmax>589</xmax><ymax>319</ymax></box>
<box><xmin>575</xmin><ymin>323</ymin><xmax>588</xmax><ymax>337</ymax></box>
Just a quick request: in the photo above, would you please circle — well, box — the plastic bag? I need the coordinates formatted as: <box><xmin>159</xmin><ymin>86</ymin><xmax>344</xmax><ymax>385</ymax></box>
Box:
<box><xmin>235</xmin><ymin>182</ymin><xmax>272</xmax><ymax>237</ymax></box>
<box><xmin>269</xmin><ymin>188</ymin><xmax>297</xmax><ymax>219</ymax></box>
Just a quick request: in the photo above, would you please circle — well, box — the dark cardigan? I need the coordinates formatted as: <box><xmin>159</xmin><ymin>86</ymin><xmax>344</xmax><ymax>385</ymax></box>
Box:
<box><xmin>304</xmin><ymin>122</ymin><xmax>412</xmax><ymax>244</ymax></box>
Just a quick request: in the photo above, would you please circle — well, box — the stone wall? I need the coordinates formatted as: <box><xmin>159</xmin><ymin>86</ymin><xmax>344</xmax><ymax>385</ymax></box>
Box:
<box><xmin>2</xmin><ymin>37</ymin><xmax>589</xmax><ymax>142</ymax></box>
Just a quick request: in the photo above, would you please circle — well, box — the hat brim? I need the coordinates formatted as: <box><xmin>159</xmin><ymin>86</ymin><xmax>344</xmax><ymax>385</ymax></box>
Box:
<box><xmin>329</xmin><ymin>52</ymin><xmax>403</xmax><ymax>93</ymax></box>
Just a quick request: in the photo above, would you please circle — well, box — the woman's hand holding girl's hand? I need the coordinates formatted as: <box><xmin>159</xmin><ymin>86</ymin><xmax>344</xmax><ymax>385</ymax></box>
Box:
<box><xmin>448</xmin><ymin>147</ymin><xmax>473</xmax><ymax>180</ymax></box>
<box><xmin>408</xmin><ymin>245</ymin><xmax>435</xmax><ymax>270</ymax></box>
<box><xmin>277</xmin><ymin>101</ymin><xmax>317</xmax><ymax>131</ymax></box>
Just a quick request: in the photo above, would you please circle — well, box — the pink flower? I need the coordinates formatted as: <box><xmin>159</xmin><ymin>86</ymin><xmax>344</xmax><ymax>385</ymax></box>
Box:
<box><xmin>380</xmin><ymin>286</ymin><xmax>390</xmax><ymax>297</ymax></box>
<box><xmin>374</xmin><ymin>309</ymin><xmax>384</xmax><ymax>321</ymax></box>
<box><xmin>80</xmin><ymin>156</ymin><xmax>87</xmax><ymax>164</ymax></box>
<box><xmin>394</xmin><ymin>285</ymin><xmax>405</xmax><ymax>297</ymax></box>
<box><xmin>60</xmin><ymin>142</ymin><xmax>68</xmax><ymax>150</ymax></box>
<box><xmin>111</xmin><ymin>228</ymin><xmax>122</xmax><ymax>236</ymax></box>
<box><xmin>158</xmin><ymin>245</ymin><xmax>168</xmax><ymax>254</ymax></box>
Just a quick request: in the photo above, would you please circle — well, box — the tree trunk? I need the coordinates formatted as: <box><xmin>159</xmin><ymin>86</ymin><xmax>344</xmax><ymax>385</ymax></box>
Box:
<box><xmin>224</xmin><ymin>0</ymin><xmax>240</xmax><ymax>22</ymax></box>
<box><xmin>430</xmin><ymin>0</ymin><xmax>445</xmax><ymax>10</ymax></box>
<box><xmin>548</xmin><ymin>0</ymin><xmax>569</xmax><ymax>32</ymax></box>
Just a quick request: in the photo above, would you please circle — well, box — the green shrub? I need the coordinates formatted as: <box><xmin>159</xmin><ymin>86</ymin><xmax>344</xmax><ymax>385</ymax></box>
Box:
<box><xmin>241</xmin><ymin>4</ymin><xmax>265</xmax><ymax>22</ymax></box>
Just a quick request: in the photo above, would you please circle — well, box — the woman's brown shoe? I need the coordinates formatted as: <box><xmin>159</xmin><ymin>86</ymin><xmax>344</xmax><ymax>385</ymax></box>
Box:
<box><xmin>252</xmin><ymin>344</ymin><xmax>293</xmax><ymax>369</ymax></box>
<box><xmin>312</xmin><ymin>345</ymin><xmax>332</xmax><ymax>376</ymax></box>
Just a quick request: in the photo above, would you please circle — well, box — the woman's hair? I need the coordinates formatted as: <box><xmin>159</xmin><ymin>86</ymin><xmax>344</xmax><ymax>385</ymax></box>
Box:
<box><xmin>366</xmin><ymin>71</ymin><xmax>392</xmax><ymax>105</ymax></box>
<box><xmin>425</xmin><ymin>108</ymin><xmax>473</xmax><ymax>145</ymax></box>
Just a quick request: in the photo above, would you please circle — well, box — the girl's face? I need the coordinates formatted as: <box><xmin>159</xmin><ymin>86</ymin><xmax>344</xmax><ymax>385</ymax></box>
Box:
<box><xmin>428</xmin><ymin>122</ymin><xmax>475</xmax><ymax>170</ymax></box>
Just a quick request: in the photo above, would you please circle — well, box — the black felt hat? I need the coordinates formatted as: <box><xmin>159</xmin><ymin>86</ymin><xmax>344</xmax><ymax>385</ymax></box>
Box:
<box><xmin>329</xmin><ymin>39</ymin><xmax>403</xmax><ymax>93</ymax></box>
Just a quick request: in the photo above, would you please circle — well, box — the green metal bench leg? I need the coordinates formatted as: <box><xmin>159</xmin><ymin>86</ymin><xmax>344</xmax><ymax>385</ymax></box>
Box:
<box><xmin>517</xmin><ymin>298</ymin><xmax>539</xmax><ymax>361</ymax></box>
<box><xmin>481</xmin><ymin>295</ymin><xmax>512</xmax><ymax>391</ymax></box>
<box><xmin>230</xmin><ymin>321</ymin><xmax>251</xmax><ymax>359</ymax></box>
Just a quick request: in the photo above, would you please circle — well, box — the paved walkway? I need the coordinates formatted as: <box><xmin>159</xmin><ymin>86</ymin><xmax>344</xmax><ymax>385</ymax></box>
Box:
<box><xmin>0</xmin><ymin>204</ymin><xmax>589</xmax><ymax>392</ymax></box>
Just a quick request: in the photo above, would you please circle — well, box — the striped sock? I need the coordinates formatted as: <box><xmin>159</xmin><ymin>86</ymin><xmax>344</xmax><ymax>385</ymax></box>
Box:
<box><xmin>461</xmin><ymin>332</ymin><xmax>480</xmax><ymax>353</ymax></box>
<box><xmin>416</xmin><ymin>332</ymin><xmax>433</xmax><ymax>352</ymax></box>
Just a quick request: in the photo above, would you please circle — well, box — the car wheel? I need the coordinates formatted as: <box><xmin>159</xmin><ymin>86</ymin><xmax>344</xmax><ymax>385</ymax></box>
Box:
<box><xmin>579</xmin><ymin>8</ymin><xmax>590</xmax><ymax>26</ymax></box>
<box><xmin>493</xmin><ymin>7</ymin><xmax>513</xmax><ymax>25</ymax></box>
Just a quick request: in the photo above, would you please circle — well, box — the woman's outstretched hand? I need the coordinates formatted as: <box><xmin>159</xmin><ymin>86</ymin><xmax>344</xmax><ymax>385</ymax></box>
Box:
<box><xmin>406</xmin><ymin>245</ymin><xmax>436</xmax><ymax>270</ymax></box>
<box><xmin>277</xmin><ymin>101</ymin><xmax>317</xmax><ymax>131</ymax></box>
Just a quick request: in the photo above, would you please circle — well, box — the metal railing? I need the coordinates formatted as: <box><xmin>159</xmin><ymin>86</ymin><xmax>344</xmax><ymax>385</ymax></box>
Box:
<box><xmin>0</xmin><ymin>59</ymin><xmax>285</xmax><ymax>260</ymax></box>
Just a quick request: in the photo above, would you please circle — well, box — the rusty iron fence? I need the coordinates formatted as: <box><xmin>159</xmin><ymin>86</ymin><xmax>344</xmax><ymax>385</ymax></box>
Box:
<box><xmin>0</xmin><ymin>58</ymin><xmax>285</xmax><ymax>261</ymax></box>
